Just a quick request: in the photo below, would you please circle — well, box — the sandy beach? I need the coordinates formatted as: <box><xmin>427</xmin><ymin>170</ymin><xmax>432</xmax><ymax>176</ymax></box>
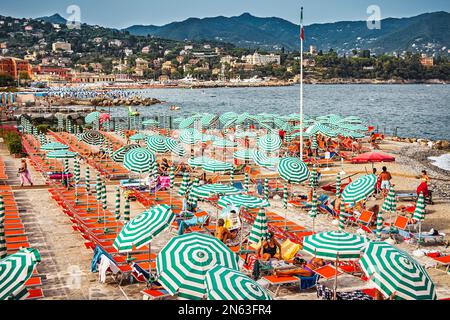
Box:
<box><xmin>1</xmin><ymin>131</ymin><xmax>449</xmax><ymax>300</ymax></box>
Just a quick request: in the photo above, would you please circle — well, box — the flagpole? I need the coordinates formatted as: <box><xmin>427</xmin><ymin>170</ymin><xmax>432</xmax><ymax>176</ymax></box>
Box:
<box><xmin>300</xmin><ymin>7</ymin><xmax>304</xmax><ymax>161</ymax></box>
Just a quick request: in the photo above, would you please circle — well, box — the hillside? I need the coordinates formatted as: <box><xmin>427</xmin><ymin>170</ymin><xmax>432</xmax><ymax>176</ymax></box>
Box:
<box><xmin>125</xmin><ymin>11</ymin><xmax>450</xmax><ymax>55</ymax></box>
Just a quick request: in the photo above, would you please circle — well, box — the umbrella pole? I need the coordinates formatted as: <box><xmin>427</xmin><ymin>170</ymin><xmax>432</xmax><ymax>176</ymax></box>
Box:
<box><xmin>334</xmin><ymin>253</ymin><xmax>339</xmax><ymax>301</ymax></box>
<box><xmin>148</xmin><ymin>243</ymin><xmax>152</xmax><ymax>287</ymax></box>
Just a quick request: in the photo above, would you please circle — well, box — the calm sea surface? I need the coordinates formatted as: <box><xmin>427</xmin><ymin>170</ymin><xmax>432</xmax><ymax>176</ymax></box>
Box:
<box><xmin>107</xmin><ymin>84</ymin><xmax>450</xmax><ymax>141</ymax></box>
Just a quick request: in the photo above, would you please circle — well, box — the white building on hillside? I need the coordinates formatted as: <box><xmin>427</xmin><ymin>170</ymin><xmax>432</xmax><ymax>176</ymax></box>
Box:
<box><xmin>243</xmin><ymin>52</ymin><xmax>281</xmax><ymax>66</ymax></box>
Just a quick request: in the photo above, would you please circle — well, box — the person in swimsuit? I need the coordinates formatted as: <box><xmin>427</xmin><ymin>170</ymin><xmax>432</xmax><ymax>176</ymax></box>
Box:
<box><xmin>215</xmin><ymin>219</ymin><xmax>236</xmax><ymax>244</ymax></box>
<box><xmin>274</xmin><ymin>258</ymin><xmax>325</xmax><ymax>277</ymax></box>
<box><xmin>260</xmin><ymin>232</ymin><xmax>281</xmax><ymax>261</ymax></box>
<box><xmin>379</xmin><ymin>166</ymin><xmax>392</xmax><ymax>197</ymax></box>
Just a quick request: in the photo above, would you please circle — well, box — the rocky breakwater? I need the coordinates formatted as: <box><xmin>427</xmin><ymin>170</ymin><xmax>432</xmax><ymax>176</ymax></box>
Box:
<box><xmin>392</xmin><ymin>136</ymin><xmax>450</xmax><ymax>151</ymax></box>
<box><xmin>90</xmin><ymin>96</ymin><xmax>162</xmax><ymax>107</ymax></box>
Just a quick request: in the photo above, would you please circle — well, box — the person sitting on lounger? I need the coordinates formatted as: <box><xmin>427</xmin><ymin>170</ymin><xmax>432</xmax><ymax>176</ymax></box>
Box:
<box><xmin>260</xmin><ymin>232</ymin><xmax>282</xmax><ymax>261</ymax></box>
<box><xmin>274</xmin><ymin>257</ymin><xmax>325</xmax><ymax>277</ymax></box>
<box><xmin>215</xmin><ymin>218</ymin><xmax>237</xmax><ymax>244</ymax></box>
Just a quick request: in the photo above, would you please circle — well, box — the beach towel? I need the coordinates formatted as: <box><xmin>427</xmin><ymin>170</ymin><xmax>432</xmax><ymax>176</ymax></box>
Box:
<box><xmin>98</xmin><ymin>255</ymin><xmax>119</xmax><ymax>283</ymax></box>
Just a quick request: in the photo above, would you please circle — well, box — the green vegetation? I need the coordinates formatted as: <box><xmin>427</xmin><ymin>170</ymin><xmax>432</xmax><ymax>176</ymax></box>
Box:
<box><xmin>0</xmin><ymin>130</ymin><xmax>23</xmax><ymax>155</ymax></box>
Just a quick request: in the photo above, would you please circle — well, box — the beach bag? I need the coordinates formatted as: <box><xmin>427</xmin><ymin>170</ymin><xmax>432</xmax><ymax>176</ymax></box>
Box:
<box><xmin>280</xmin><ymin>239</ymin><xmax>300</xmax><ymax>261</ymax></box>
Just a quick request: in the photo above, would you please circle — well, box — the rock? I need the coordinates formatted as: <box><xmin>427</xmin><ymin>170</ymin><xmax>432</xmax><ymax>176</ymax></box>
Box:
<box><xmin>440</xmin><ymin>140</ymin><xmax>450</xmax><ymax>150</ymax></box>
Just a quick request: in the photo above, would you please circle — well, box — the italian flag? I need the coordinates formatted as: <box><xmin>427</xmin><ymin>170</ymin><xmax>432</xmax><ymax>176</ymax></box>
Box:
<box><xmin>300</xmin><ymin>7</ymin><xmax>305</xmax><ymax>41</ymax></box>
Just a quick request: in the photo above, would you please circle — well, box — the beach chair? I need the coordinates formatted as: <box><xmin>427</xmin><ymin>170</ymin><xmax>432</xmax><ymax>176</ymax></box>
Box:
<box><xmin>355</xmin><ymin>210</ymin><xmax>374</xmax><ymax>228</ymax></box>
<box><xmin>141</xmin><ymin>289</ymin><xmax>171</xmax><ymax>300</ymax></box>
<box><xmin>262</xmin><ymin>275</ymin><xmax>299</xmax><ymax>297</ymax></box>
<box><xmin>431</xmin><ymin>255</ymin><xmax>450</xmax><ymax>273</ymax></box>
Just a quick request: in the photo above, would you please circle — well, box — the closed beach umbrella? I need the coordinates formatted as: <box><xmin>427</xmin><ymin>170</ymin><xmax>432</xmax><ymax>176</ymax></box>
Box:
<box><xmin>341</xmin><ymin>174</ymin><xmax>377</xmax><ymax>204</ymax></box>
<box><xmin>74</xmin><ymin>158</ymin><xmax>80</xmax><ymax>187</ymax></box>
<box><xmin>202</xmin><ymin>161</ymin><xmax>233</xmax><ymax>174</ymax></box>
<box><xmin>101</xmin><ymin>181</ymin><xmax>107</xmax><ymax>211</ymax></box>
<box><xmin>413</xmin><ymin>193</ymin><xmax>426</xmax><ymax>222</ymax></box>
<box><xmin>85</xmin><ymin>167</ymin><xmax>90</xmax><ymax>194</ymax></box>
<box><xmin>302</xmin><ymin>231</ymin><xmax>367</xmax><ymax>261</ymax></box>
<box><xmin>381</xmin><ymin>187</ymin><xmax>396</xmax><ymax>212</ymax></box>
<box><xmin>178</xmin><ymin>172</ymin><xmax>191</xmax><ymax>197</ymax></box>
<box><xmin>310</xmin><ymin>190</ymin><xmax>318</xmax><ymax>219</ymax></box>
<box><xmin>113</xmin><ymin>204</ymin><xmax>175</xmax><ymax>253</ymax></box>
<box><xmin>335</xmin><ymin>173</ymin><xmax>341</xmax><ymax>198</ymax></box>
<box><xmin>263</xmin><ymin>178</ymin><xmax>269</xmax><ymax>201</ymax></box>
<box><xmin>205</xmin><ymin>265</ymin><xmax>272</xmax><ymax>300</ymax></box>
<box><xmin>359</xmin><ymin>241</ymin><xmax>436</xmax><ymax>300</ymax></box>
<box><xmin>0</xmin><ymin>248</ymin><xmax>41</xmax><ymax>300</ymax></box>
<box><xmin>257</xmin><ymin>134</ymin><xmax>282</xmax><ymax>152</ymax></box>
<box><xmin>114</xmin><ymin>187</ymin><xmax>121</xmax><ymax>221</ymax></box>
<box><xmin>218</xmin><ymin>194</ymin><xmax>270</xmax><ymax>209</ymax></box>
<box><xmin>339</xmin><ymin>202</ymin><xmax>346</xmax><ymax>231</ymax></box>
<box><xmin>0</xmin><ymin>197</ymin><xmax>6</xmax><ymax>259</ymax></box>
<box><xmin>309</xmin><ymin>165</ymin><xmax>318</xmax><ymax>188</ymax></box>
<box><xmin>283</xmin><ymin>184</ymin><xmax>288</xmax><ymax>209</ymax></box>
<box><xmin>147</xmin><ymin>135</ymin><xmax>169</xmax><ymax>153</ymax></box>
<box><xmin>169</xmin><ymin>166</ymin><xmax>175</xmax><ymax>190</ymax></box>
<box><xmin>278</xmin><ymin>157</ymin><xmax>309</xmax><ymax>184</ymax></box>
<box><xmin>376</xmin><ymin>210</ymin><xmax>384</xmax><ymax>240</ymax></box>
<box><xmin>112</xmin><ymin>144</ymin><xmax>140</xmax><ymax>163</ymax></box>
<box><xmin>95</xmin><ymin>174</ymin><xmax>102</xmax><ymax>204</ymax></box>
<box><xmin>124</xmin><ymin>198</ymin><xmax>130</xmax><ymax>224</ymax></box>
<box><xmin>248</xmin><ymin>209</ymin><xmax>269</xmax><ymax>244</ymax></box>
<box><xmin>230</xmin><ymin>170</ymin><xmax>234</xmax><ymax>186</ymax></box>
<box><xmin>244</xmin><ymin>173</ymin><xmax>250</xmax><ymax>193</ymax></box>
<box><xmin>156</xmin><ymin>232</ymin><xmax>239</xmax><ymax>300</ymax></box>
<box><xmin>123</xmin><ymin>148</ymin><xmax>155</xmax><ymax>173</ymax></box>
<box><xmin>188</xmin><ymin>178</ymin><xmax>199</xmax><ymax>207</ymax></box>
<box><xmin>81</xmin><ymin>130</ymin><xmax>104</xmax><ymax>146</ymax></box>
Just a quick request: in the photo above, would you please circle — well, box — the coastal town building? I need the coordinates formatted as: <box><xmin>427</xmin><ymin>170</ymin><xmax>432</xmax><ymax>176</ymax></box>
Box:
<box><xmin>108</xmin><ymin>39</ymin><xmax>123</xmax><ymax>47</ymax></box>
<box><xmin>71</xmin><ymin>72</ymin><xmax>115</xmax><ymax>83</ymax></box>
<box><xmin>0</xmin><ymin>56</ymin><xmax>33</xmax><ymax>79</ymax></box>
<box><xmin>52</xmin><ymin>41</ymin><xmax>72</xmax><ymax>52</ymax></box>
<box><xmin>420</xmin><ymin>55</ymin><xmax>434</xmax><ymax>67</ymax></box>
<box><xmin>309</xmin><ymin>45</ymin><xmax>318</xmax><ymax>55</ymax></box>
<box><xmin>243</xmin><ymin>52</ymin><xmax>281</xmax><ymax>65</ymax></box>
<box><xmin>33</xmin><ymin>66</ymin><xmax>72</xmax><ymax>82</ymax></box>
<box><xmin>141</xmin><ymin>46</ymin><xmax>151</xmax><ymax>54</ymax></box>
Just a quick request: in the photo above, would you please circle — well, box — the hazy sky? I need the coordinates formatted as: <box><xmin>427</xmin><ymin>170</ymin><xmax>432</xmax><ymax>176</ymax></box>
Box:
<box><xmin>2</xmin><ymin>0</ymin><xmax>449</xmax><ymax>29</ymax></box>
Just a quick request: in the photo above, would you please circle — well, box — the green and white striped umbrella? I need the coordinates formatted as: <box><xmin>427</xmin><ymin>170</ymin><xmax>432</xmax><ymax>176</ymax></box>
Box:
<box><xmin>302</xmin><ymin>231</ymin><xmax>367</xmax><ymax>261</ymax></box>
<box><xmin>339</xmin><ymin>202</ymin><xmax>346</xmax><ymax>231</ymax></box>
<box><xmin>360</xmin><ymin>241</ymin><xmax>436</xmax><ymax>300</ymax></box>
<box><xmin>178</xmin><ymin>116</ymin><xmax>196</xmax><ymax>130</ymax></box>
<box><xmin>113</xmin><ymin>205</ymin><xmax>175</xmax><ymax>252</ymax></box>
<box><xmin>142</xmin><ymin>119</ymin><xmax>159</xmax><ymax>127</ymax></box>
<box><xmin>81</xmin><ymin>130</ymin><xmax>104</xmax><ymax>146</ymax></box>
<box><xmin>114</xmin><ymin>187</ymin><xmax>121</xmax><ymax>221</ymax></box>
<box><xmin>233</xmin><ymin>149</ymin><xmax>255</xmax><ymax>162</ymax></box>
<box><xmin>156</xmin><ymin>232</ymin><xmax>239</xmax><ymax>300</ymax></box>
<box><xmin>188</xmin><ymin>156</ymin><xmax>214</xmax><ymax>168</ymax></box>
<box><xmin>124</xmin><ymin>198</ymin><xmax>130</xmax><ymax>224</ymax></box>
<box><xmin>218</xmin><ymin>194</ymin><xmax>270</xmax><ymax>209</ymax></box>
<box><xmin>165</xmin><ymin>138</ymin><xmax>186</xmax><ymax>157</ymax></box>
<box><xmin>178</xmin><ymin>172</ymin><xmax>191</xmax><ymax>197</ymax></box>
<box><xmin>41</xmin><ymin>142</ymin><xmax>69</xmax><ymax>151</ymax></box>
<box><xmin>311</xmin><ymin>135</ymin><xmax>318</xmax><ymax>149</ymax></box>
<box><xmin>381</xmin><ymin>187</ymin><xmax>396</xmax><ymax>213</ymax></box>
<box><xmin>309</xmin><ymin>165</ymin><xmax>318</xmax><ymax>188</ymax></box>
<box><xmin>146</xmin><ymin>135</ymin><xmax>169</xmax><ymax>153</ymax></box>
<box><xmin>129</xmin><ymin>133</ymin><xmax>148</xmax><ymax>142</ymax></box>
<box><xmin>244</xmin><ymin>173</ymin><xmax>250</xmax><ymax>193</ymax></box>
<box><xmin>85</xmin><ymin>111</ymin><xmax>100</xmax><ymax>124</ymax></box>
<box><xmin>257</xmin><ymin>134</ymin><xmax>282</xmax><ymax>152</ymax></box>
<box><xmin>46</xmin><ymin>150</ymin><xmax>77</xmax><ymax>159</ymax></box>
<box><xmin>123</xmin><ymin>148</ymin><xmax>155</xmax><ymax>173</ymax></box>
<box><xmin>278</xmin><ymin>157</ymin><xmax>309</xmax><ymax>184</ymax></box>
<box><xmin>74</xmin><ymin>158</ymin><xmax>80</xmax><ymax>186</ymax></box>
<box><xmin>188</xmin><ymin>184</ymin><xmax>242</xmax><ymax>200</ymax></box>
<box><xmin>263</xmin><ymin>178</ymin><xmax>269</xmax><ymax>201</ymax></box>
<box><xmin>219</xmin><ymin>112</ymin><xmax>238</xmax><ymax>125</ymax></box>
<box><xmin>169</xmin><ymin>166</ymin><xmax>175</xmax><ymax>190</ymax></box>
<box><xmin>0</xmin><ymin>248</ymin><xmax>41</xmax><ymax>300</ymax></box>
<box><xmin>376</xmin><ymin>209</ymin><xmax>384</xmax><ymax>240</ymax></box>
<box><xmin>0</xmin><ymin>197</ymin><xmax>5</xmax><ymax>259</ymax></box>
<box><xmin>202</xmin><ymin>161</ymin><xmax>234</xmax><ymax>173</ymax></box>
<box><xmin>63</xmin><ymin>159</ymin><xmax>70</xmax><ymax>178</ymax></box>
<box><xmin>335</xmin><ymin>173</ymin><xmax>341</xmax><ymax>198</ymax></box>
<box><xmin>95</xmin><ymin>173</ymin><xmax>102</xmax><ymax>203</ymax></box>
<box><xmin>341</xmin><ymin>174</ymin><xmax>377</xmax><ymax>204</ymax></box>
<box><xmin>101</xmin><ymin>181</ymin><xmax>107</xmax><ymax>211</ymax></box>
<box><xmin>413</xmin><ymin>193</ymin><xmax>426</xmax><ymax>222</ymax></box>
<box><xmin>111</xmin><ymin>144</ymin><xmax>140</xmax><ymax>163</ymax></box>
<box><xmin>206</xmin><ymin>265</ymin><xmax>272</xmax><ymax>300</ymax></box>
<box><xmin>179</xmin><ymin>129</ymin><xmax>201</xmax><ymax>144</ymax></box>
<box><xmin>282</xmin><ymin>184</ymin><xmax>288</xmax><ymax>209</ymax></box>
<box><xmin>188</xmin><ymin>178</ymin><xmax>200</xmax><ymax>206</ymax></box>
<box><xmin>309</xmin><ymin>190</ymin><xmax>318</xmax><ymax>219</ymax></box>
<box><xmin>252</xmin><ymin>150</ymin><xmax>279</xmax><ymax>168</ymax></box>
<box><xmin>85</xmin><ymin>167</ymin><xmax>90</xmax><ymax>194</ymax></box>
<box><xmin>248</xmin><ymin>209</ymin><xmax>269</xmax><ymax>244</ymax></box>
<box><xmin>38</xmin><ymin>134</ymin><xmax>47</xmax><ymax>146</ymax></box>
<box><xmin>230</xmin><ymin>170</ymin><xmax>234</xmax><ymax>185</ymax></box>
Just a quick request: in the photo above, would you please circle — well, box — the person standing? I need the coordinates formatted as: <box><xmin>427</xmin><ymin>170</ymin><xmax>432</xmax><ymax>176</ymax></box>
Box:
<box><xmin>18</xmin><ymin>159</ymin><xmax>33</xmax><ymax>187</ymax></box>
<box><xmin>380</xmin><ymin>166</ymin><xmax>392</xmax><ymax>197</ymax></box>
